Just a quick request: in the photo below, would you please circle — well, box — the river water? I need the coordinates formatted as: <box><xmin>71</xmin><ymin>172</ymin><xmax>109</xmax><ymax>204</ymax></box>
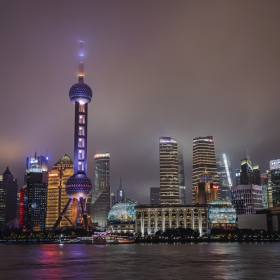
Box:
<box><xmin>0</xmin><ymin>243</ymin><xmax>279</xmax><ymax>279</ymax></box>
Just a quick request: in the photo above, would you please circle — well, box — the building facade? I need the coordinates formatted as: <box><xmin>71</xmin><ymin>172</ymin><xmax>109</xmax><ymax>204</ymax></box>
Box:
<box><xmin>159</xmin><ymin>137</ymin><xmax>179</xmax><ymax>204</ymax></box>
<box><xmin>150</xmin><ymin>187</ymin><xmax>160</xmax><ymax>205</ymax></box>
<box><xmin>240</xmin><ymin>158</ymin><xmax>261</xmax><ymax>186</ymax></box>
<box><xmin>0</xmin><ymin>167</ymin><xmax>18</xmax><ymax>228</ymax></box>
<box><xmin>116</xmin><ymin>177</ymin><xmax>125</xmax><ymax>202</ymax></box>
<box><xmin>192</xmin><ymin>136</ymin><xmax>219</xmax><ymax>204</ymax></box>
<box><xmin>91</xmin><ymin>153</ymin><xmax>110</xmax><ymax>227</ymax></box>
<box><xmin>216</xmin><ymin>153</ymin><xmax>233</xmax><ymax>201</ymax></box>
<box><xmin>178</xmin><ymin>152</ymin><xmax>186</xmax><ymax>204</ymax></box>
<box><xmin>135</xmin><ymin>204</ymin><xmax>208</xmax><ymax>236</ymax></box>
<box><xmin>45</xmin><ymin>154</ymin><xmax>74</xmax><ymax>229</ymax></box>
<box><xmin>269</xmin><ymin>159</ymin><xmax>280</xmax><ymax>207</ymax></box>
<box><xmin>23</xmin><ymin>172</ymin><xmax>47</xmax><ymax>231</ymax></box>
<box><xmin>231</xmin><ymin>184</ymin><xmax>263</xmax><ymax>215</ymax></box>
<box><xmin>193</xmin><ymin>171</ymin><xmax>219</xmax><ymax>204</ymax></box>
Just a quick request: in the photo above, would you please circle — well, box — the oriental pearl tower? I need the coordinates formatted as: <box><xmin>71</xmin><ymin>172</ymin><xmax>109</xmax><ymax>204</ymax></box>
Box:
<box><xmin>53</xmin><ymin>41</ymin><xmax>92</xmax><ymax>231</ymax></box>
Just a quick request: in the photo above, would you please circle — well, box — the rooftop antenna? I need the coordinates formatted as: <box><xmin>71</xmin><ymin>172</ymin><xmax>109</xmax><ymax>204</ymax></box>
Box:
<box><xmin>119</xmin><ymin>177</ymin><xmax>122</xmax><ymax>190</ymax></box>
<box><xmin>78</xmin><ymin>41</ymin><xmax>85</xmax><ymax>83</ymax></box>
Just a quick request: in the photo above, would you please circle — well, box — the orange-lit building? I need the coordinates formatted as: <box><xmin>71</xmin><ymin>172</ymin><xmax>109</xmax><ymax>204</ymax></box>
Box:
<box><xmin>45</xmin><ymin>154</ymin><xmax>74</xmax><ymax>229</ymax></box>
<box><xmin>193</xmin><ymin>171</ymin><xmax>219</xmax><ymax>204</ymax></box>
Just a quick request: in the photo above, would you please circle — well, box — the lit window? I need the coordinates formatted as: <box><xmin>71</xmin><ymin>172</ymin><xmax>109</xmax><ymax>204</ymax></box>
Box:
<box><xmin>79</xmin><ymin>104</ymin><xmax>86</xmax><ymax>113</ymax></box>
<box><xmin>79</xmin><ymin>115</ymin><xmax>85</xmax><ymax>124</ymax></box>
<box><xmin>78</xmin><ymin>150</ymin><xmax>84</xmax><ymax>160</ymax></box>
<box><xmin>79</xmin><ymin>127</ymin><xmax>85</xmax><ymax>136</ymax></box>
<box><xmin>78</xmin><ymin>162</ymin><xmax>84</xmax><ymax>171</ymax></box>
<box><xmin>78</xmin><ymin>138</ymin><xmax>85</xmax><ymax>148</ymax></box>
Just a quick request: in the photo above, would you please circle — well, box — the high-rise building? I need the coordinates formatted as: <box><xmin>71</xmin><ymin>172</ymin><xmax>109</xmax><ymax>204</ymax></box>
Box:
<box><xmin>150</xmin><ymin>187</ymin><xmax>160</xmax><ymax>205</ymax></box>
<box><xmin>21</xmin><ymin>154</ymin><xmax>49</xmax><ymax>230</ymax></box>
<box><xmin>0</xmin><ymin>167</ymin><xmax>18</xmax><ymax>228</ymax></box>
<box><xmin>159</xmin><ymin>137</ymin><xmax>179</xmax><ymax>205</ymax></box>
<box><xmin>269</xmin><ymin>159</ymin><xmax>280</xmax><ymax>206</ymax></box>
<box><xmin>193</xmin><ymin>170</ymin><xmax>219</xmax><ymax>204</ymax></box>
<box><xmin>45</xmin><ymin>154</ymin><xmax>74</xmax><ymax>229</ymax></box>
<box><xmin>261</xmin><ymin>172</ymin><xmax>269</xmax><ymax>209</ymax></box>
<box><xmin>231</xmin><ymin>185</ymin><xmax>263</xmax><ymax>215</ymax></box>
<box><xmin>23</xmin><ymin>172</ymin><xmax>47</xmax><ymax>231</ymax></box>
<box><xmin>25</xmin><ymin>153</ymin><xmax>48</xmax><ymax>183</ymax></box>
<box><xmin>117</xmin><ymin>177</ymin><xmax>125</xmax><ymax>202</ymax></box>
<box><xmin>216</xmin><ymin>153</ymin><xmax>233</xmax><ymax>201</ymax></box>
<box><xmin>178</xmin><ymin>152</ymin><xmax>186</xmax><ymax>204</ymax></box>
<box><xmin>53</xmin><ymin>41</ymin><xmax>93</xmax><ymax>231</ymax></box>
<box><xmin>240</xmin><ymin>158</ymin><xmax>261</xmax><ymax>186</ymax></box>
<box><xmin>91</xmin><ymin>153</ymin><xmax>110</xmax><ymax>227</ymax></box>
<box><xmin>235</xmin><ymin>169</ymin><xmax>241</xmax><ymax>185</ymax></box>
<box><xmin>111</xmin><ymin>192</ymin><xmax>115</xmax><ymax>206</ymax></box>
<box><xmin>192</xmin><ymin>136</ymin><xmax>219</xmax><ymax>204</ymax></box>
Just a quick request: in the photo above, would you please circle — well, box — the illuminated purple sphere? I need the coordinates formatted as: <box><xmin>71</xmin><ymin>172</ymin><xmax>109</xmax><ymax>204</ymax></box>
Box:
<box><xmin>65</xmin><ymin>173</ymin><xmax>92</xmax><ymax>199</ymax></box>
<box><xmin>69</xmin><ymin>82</ymin><xmax>92</xmax><ymax>104</ymax></box>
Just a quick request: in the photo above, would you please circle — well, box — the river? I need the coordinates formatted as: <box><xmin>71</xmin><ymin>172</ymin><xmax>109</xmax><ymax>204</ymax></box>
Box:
<box><xmin>0</xmin><ymin>243</ymin><xmax>279</xmax><ymax>279</ymax></box>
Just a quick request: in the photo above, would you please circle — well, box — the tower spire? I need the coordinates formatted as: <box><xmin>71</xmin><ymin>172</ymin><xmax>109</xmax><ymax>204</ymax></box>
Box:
<box><xmin>78</xmin><ymin>41</ymin><xmax>85</xmax><ymax>83</ymax></box>
<box><xmin>119</xmin><ymin>177</ymin><xmax>122</xmax><ymax>190</ymax></box>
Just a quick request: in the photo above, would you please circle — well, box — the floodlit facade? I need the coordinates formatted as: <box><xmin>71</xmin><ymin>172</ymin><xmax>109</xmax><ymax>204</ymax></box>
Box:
<box><xmin>135</xmin><ymin>204</ymin><xmax>208</xmax><ymax>236</ymax></box>
<box><xmin>240</xmin><ymin>158</ymin><xmax>261</xmax><ymax>186</ymax></box>
<box><xmin>216</xmin><ymin>153</ymin><xmax>233</xmax><ymax>201</ymax></box>
<box><xmin>269</xmin><ymin>159</ymin><xmax>280</xmax><ymax>206</ymax></box>
<box><xmin>159</xmin><ymin>137</ymin><xmax>179</xmax><ymax>204</ymax></box>
<box><xmin>208</xmin><ymin>199</ymin><xmax>236</xmax><ymax>229</ymax></box>
<box><xmin>193</xmin><ymin>171</ymin><xmax>219</xmax><ymax>204</ymax></box>
<box><xmin>91</xmin><ymin>153</ymin><xmax>110</xmax><ymax>227</ymax></box>
<box><xmin>108</xmin><ymin>199</ymin><xmax>138</xmax><ymax>233</ymax></box>
<box><xmin>192</xmin><ymin>136</ymin><xmax>219</xmax><ymax>204</ymax></box>
<box><xmin>45</xmin><ymin>154</ymin><xmax>74</xmax><ymax>229</ymax></box>
<box><xmin>231</xmin><ymin>185</ymin><xmax>263</xmax><ymax>215</ymax></box>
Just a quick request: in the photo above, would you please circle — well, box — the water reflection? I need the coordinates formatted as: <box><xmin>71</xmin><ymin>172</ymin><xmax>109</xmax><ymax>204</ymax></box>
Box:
<box><xmin>0</xmin><ymin>243</ymin><xmax>279</xmax><ymax>279</ymax></box>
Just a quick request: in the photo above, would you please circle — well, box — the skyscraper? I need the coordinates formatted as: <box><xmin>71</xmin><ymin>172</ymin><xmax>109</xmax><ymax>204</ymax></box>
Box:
<box><xmin>117</xmin><ymin>177</ymin><xmax>125</xmax><ymax>202</ymax></box>
<box><xmin>53</xmin><ymin>41</ymin><xmax>93</xmax><ymax>231</ymax></box>
<box><xmin>150</xmin><ymin>187</ymin><xmax>160</xmax><ymax>205</ymax></box>
<box><xmin>240</xmin><ymin>158</ymin><xmax>261</xmax><ymax>185</ymax></box>
<box><xmin>235</xmin><ymin>169</ymin><xmax>241</xmax><ymax>185</ymax></box>
<box><xmin>25</xmin><ymin>153</ymin><xmax>48</xmax><ymax>183</ymax></box>
<box><xmin>192</xmin><ymin>136</ymin><xmax>219</xmax><ymax>204</ymax></box>
<box><xmin>193</xmin><ymin>170</ymin><xmax>219</xmax><ymax>204</ymax></box>
<box><xmin>91</xmin><ymin>153</ymin><xmax>110</xmax><ymax>227</ymax></box>
<box><xmin>23</xmin><ymin>172</ymin><xmax>47</xmax><ymax>231</ymax></box>
<box><xmin>159</xmin><ymin>137</ymin><xmax>179</xmax><ymax>205</ymax></box>
<box><xmin>45</xmin><ymin>154</ymin><xmax>74</xmax><ymax>229</ymax></box>
<box><xmin>216</xmin><ymin>153</ymin><xmax>233</xmax><ymax>201</ymax></box>
<box><xmin>21</xmin><ymin>154</ymin><xmax>48</xmax><ymax>230</ymax></box>
<box><xmin>0</xmin><ymin>167</ymin><xmax>18</xmax><ymax>228</ymax></box>
<box><xmin>178</xmin><ymin>152</ymin><xmax>186</xmax><ymax>204</ymax></box>
<box><xmin>269</xmin><ymin>159</ymin><xmax>280</xmax><ymax>206</ymax></box>
<box><xmin>231</xmin><ymin>184</ymin><xmax>263</xmax><ymax>215</ymax></box>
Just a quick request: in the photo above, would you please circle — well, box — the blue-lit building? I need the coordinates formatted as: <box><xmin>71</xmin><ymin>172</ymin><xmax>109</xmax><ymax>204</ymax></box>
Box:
<box><xmin>208</xmin><ymin>199</ymin><xmax>237</xmax><ymax>229</ymax></box>
<box><xmin>108</xmin><ymin>199</ymin><xmax>138</xmax><ymax>233</ymax></box>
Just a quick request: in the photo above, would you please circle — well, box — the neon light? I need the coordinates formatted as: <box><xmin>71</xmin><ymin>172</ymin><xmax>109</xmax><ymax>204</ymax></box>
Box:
<box><xmin>223</xmin><ymin>153</ymin><xmax>232</xmax><ymax>187</ymax></box>
<box><xmin>94</xmin><ymin>153</ymin><xmax>110</xmax><ymax>159</ymax></box>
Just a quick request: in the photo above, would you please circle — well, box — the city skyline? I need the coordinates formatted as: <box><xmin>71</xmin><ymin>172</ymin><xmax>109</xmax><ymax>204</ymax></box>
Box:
<box><xmin>1</xmin><ymin>1</ymin><xmax>280</xmax><ymax>204</ymax></box>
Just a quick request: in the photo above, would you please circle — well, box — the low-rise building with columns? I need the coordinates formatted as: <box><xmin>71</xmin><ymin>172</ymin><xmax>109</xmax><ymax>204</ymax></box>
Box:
<box><xmin>135</xmin><ymin>204</ymin><xmax>208</xmax><ymax>236</ymax></box>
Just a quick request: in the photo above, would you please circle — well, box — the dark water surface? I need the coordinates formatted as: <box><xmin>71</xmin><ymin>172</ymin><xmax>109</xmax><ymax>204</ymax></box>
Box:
<box><xmin>0</xmin><ymin>243</ymin><xmax>279</xmax><ymax>279</ymax></box>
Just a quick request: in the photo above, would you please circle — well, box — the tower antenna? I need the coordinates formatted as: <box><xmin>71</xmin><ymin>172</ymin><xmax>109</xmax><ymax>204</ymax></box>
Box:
<box><xmin>78</xmin><ymin>41</ymin><xmax>85</xmax><ymax>83</ymax></box>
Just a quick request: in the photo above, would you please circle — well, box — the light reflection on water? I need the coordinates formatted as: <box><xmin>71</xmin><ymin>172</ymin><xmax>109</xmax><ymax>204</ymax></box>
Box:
<box><xmin>0</xmin><ymin>243</ymin><xmax>279</xmax><ymax>280</ymax></box>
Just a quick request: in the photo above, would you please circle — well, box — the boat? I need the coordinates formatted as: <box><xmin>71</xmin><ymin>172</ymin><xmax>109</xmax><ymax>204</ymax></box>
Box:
<box><xmin>86</xmin><ymin>234</ymin><xmax>135</xmax><ymax>244</ymax></box>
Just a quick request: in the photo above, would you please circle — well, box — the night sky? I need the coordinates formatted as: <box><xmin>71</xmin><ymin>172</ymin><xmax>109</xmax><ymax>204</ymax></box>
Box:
<box><xmin>1</xmin><ymin>1</ymin><xmax>280</xmax><ymax>204</ymax></box>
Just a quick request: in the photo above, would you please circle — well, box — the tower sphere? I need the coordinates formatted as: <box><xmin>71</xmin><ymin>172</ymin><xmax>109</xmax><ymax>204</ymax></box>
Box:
<box><xmin>69</xmin><ymin>82</ymin><xmax>92</xmax><ymax>104</ymax></box>
<box><xmin>65</xmin><ymin>173</ymin><xmax>92</xmax><ymax>199</ymax></box>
